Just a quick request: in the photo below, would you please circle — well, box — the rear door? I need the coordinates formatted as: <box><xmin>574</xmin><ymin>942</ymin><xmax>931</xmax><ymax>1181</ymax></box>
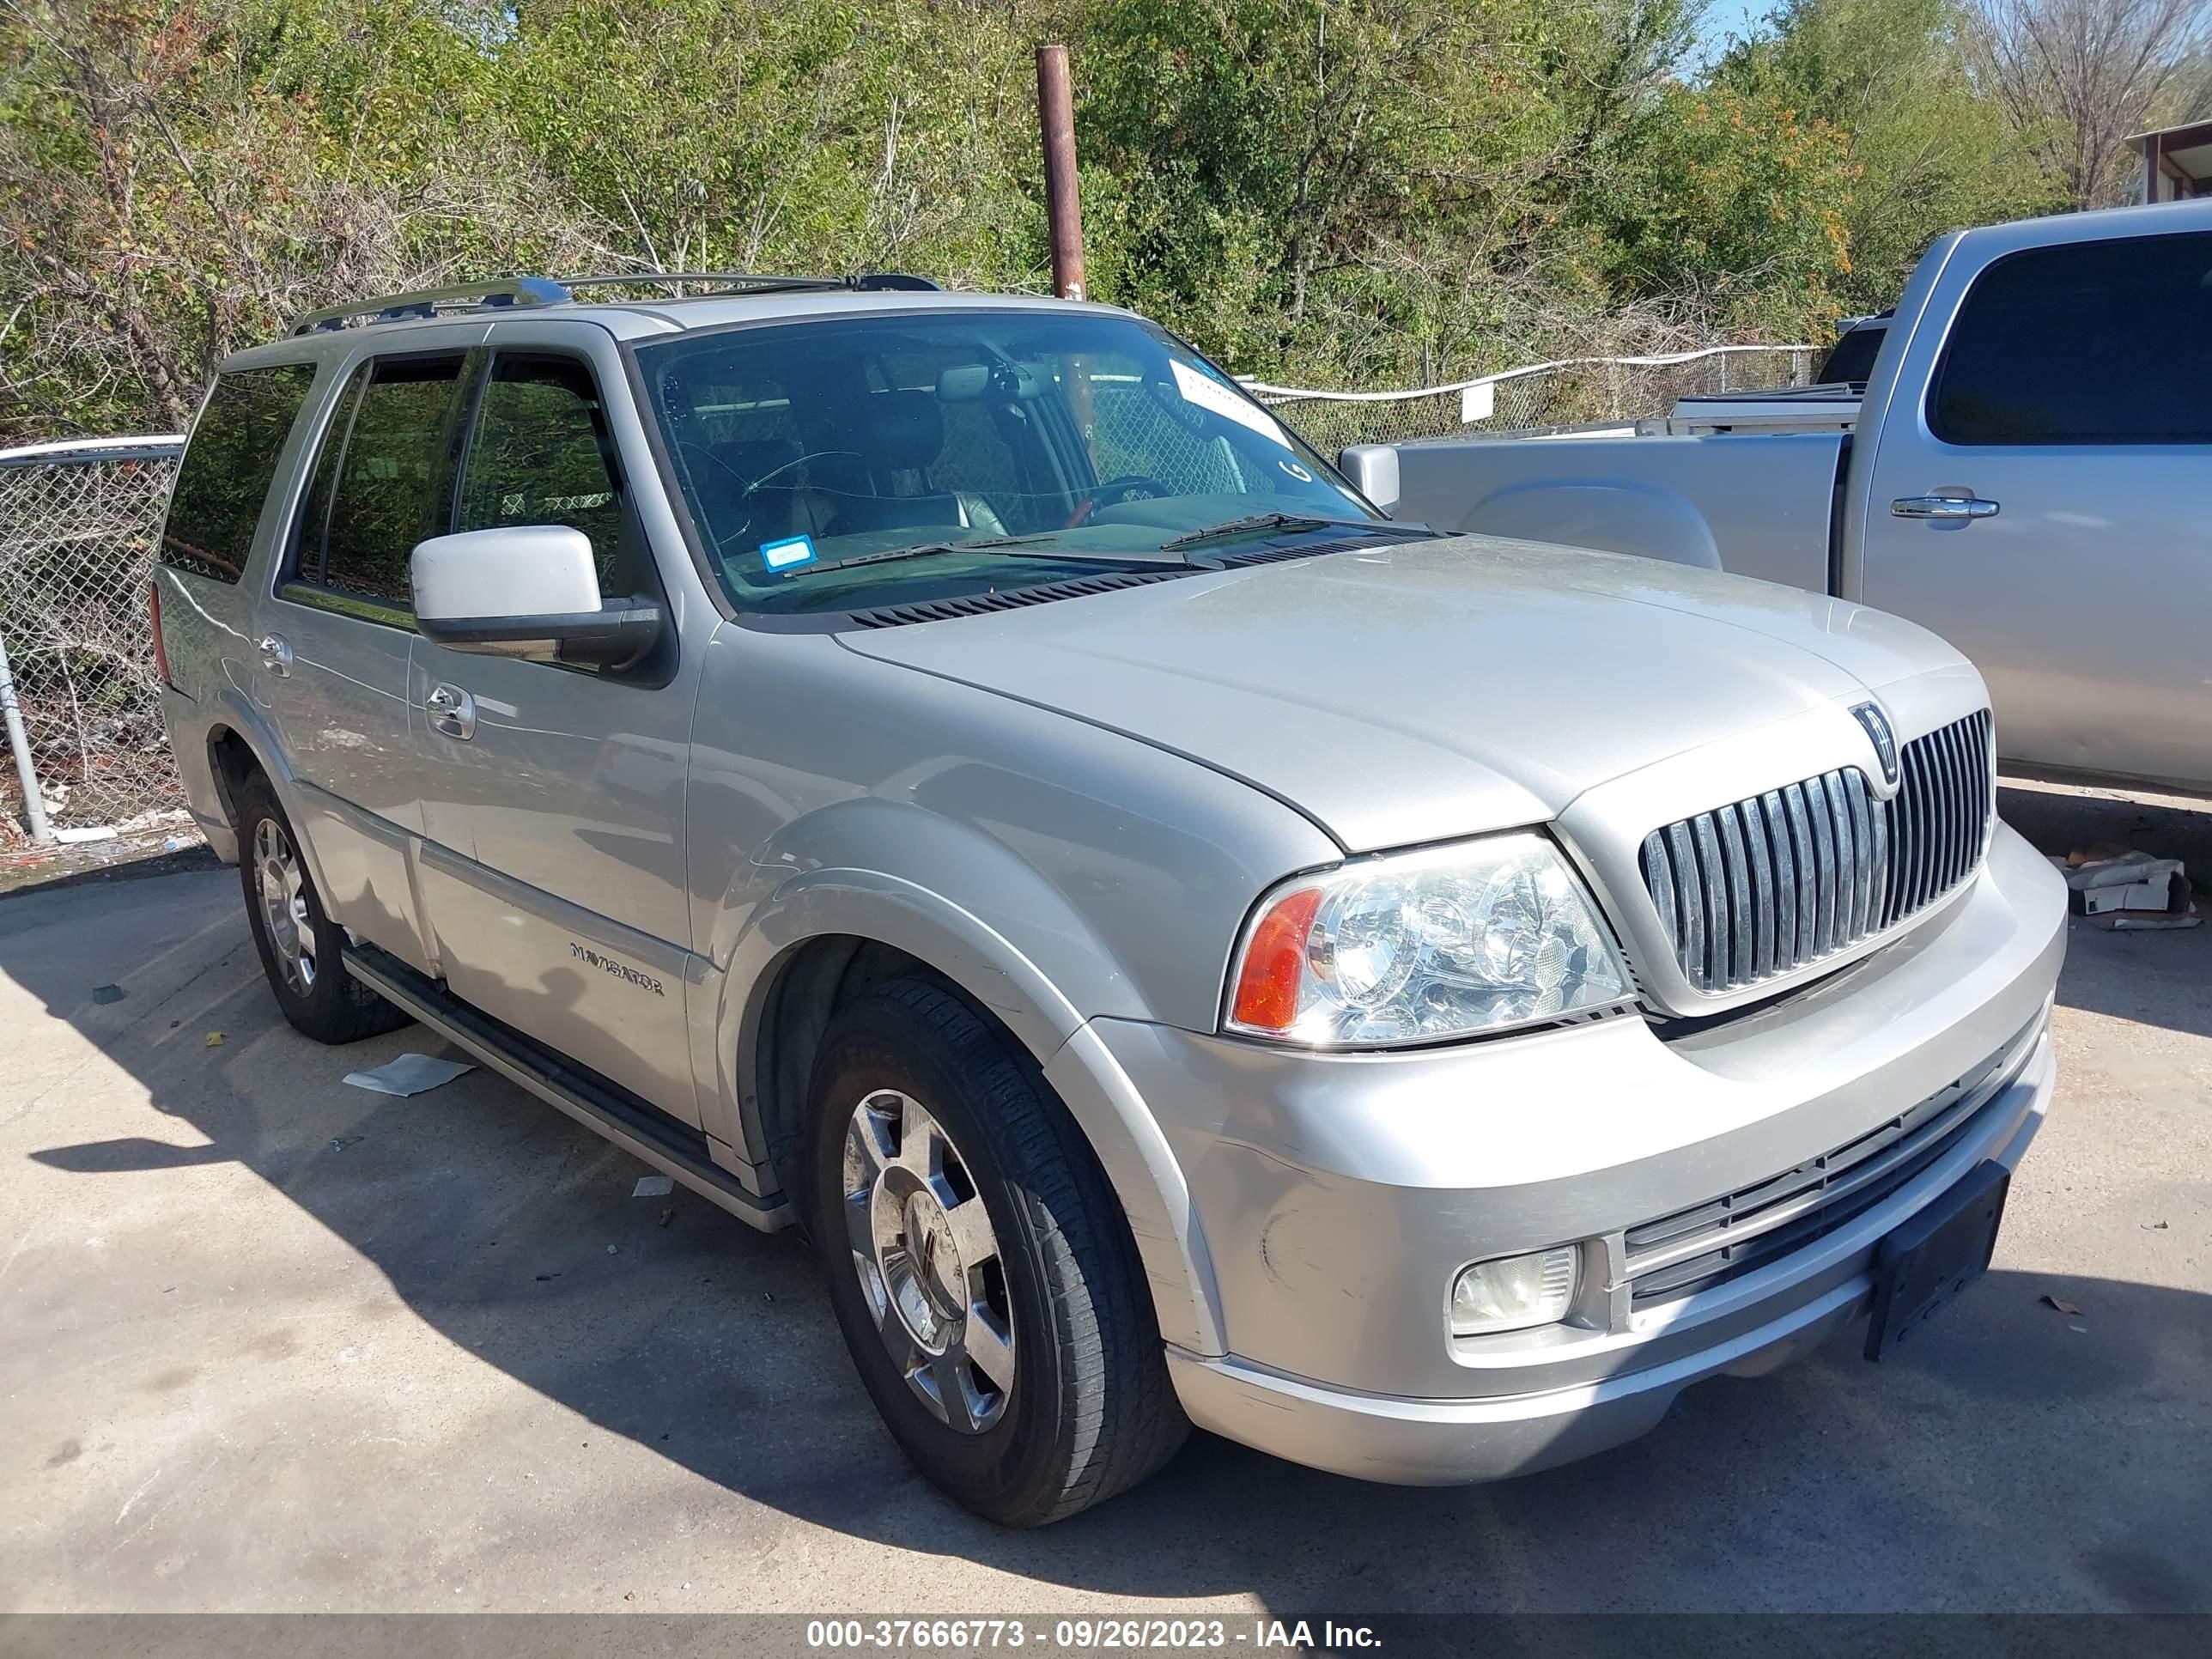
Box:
<box><xmin>405</xmin><ymin>325</ymin><xmax>704</xmax><ymax>1125</ymax></box>
<box><xmin>255</xmin><ymin>346</ymin><xmax>471</xmax><ymax>972</ymax></box>
<box><xmin>1855</xmin><ymin>224</ymin><xmax>2212</xmax><ymax>790</ymax></box>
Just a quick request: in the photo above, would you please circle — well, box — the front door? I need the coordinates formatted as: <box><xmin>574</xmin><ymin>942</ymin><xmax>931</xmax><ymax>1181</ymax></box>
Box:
<box><xmin>406</xmin><ymin>333</ymin><xmax>703</xmax><ymax>1125</ymax></box>
<box><xmin>1856</xmin><ymin>227</ymin><xmax>2212</xmax><ymax>791</ymax></box>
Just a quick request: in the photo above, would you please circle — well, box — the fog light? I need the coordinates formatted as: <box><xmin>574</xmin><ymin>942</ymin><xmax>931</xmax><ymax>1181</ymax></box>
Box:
<box><xmin>1450</xmin><ymin>1247</ymin><xmax>1580</xmax><ymax>1336</ymax></box>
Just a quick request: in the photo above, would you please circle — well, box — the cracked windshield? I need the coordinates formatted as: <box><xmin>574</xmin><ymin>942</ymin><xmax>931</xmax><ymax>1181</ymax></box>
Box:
<box><xmin>639</xmin><ymin>310</ymin><xmax>1385</xmax><ymax>613</ymax></box>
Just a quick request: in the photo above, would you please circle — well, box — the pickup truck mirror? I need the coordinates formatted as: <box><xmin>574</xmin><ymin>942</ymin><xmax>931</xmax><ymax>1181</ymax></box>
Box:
<box><xmin>410</xmin><ymin>526</ymin><xmax>661</xmax><ymax>670</ymax></box>
<box><xmin>1337</xmin><ymin>445</ymin><xmax>1401</xmax><ymax>517</ymax></box>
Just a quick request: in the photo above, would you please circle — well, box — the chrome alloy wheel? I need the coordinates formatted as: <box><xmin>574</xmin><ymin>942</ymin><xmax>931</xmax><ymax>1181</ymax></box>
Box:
<box><xmin>252</xmin><ymin>817</ymin><xmax>317</xmax><ymax>997</ymax></box>
<box><xmin>842</xmin><ymin>1090</ymin><xmax>1016</xmax><ymax>1434</ymax></box>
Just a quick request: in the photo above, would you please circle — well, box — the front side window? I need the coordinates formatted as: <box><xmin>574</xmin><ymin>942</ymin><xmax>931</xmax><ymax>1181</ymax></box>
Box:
<box><xmin>295</xmin><ymin>356</ymin><xmax>465</xmax><ymax>607</ymax></box>
<box><xmin>1929</xmin><ymin>231</ymin><xmax>2212</xmax><ymax>445</ymax></box>
<box><xmin>455</xmin><ymin>354</ymin><xmax>633</xmax><ymax>589</ymax></box>
<box><xmin>640</xmin><ymin>310</ymin><xmax>1380</xmax><ymax>615</ymax></box>
<box><xmin>162</xmin><ymin>362</ymin><xmax>317</xmax><ymax>583</ymax></box>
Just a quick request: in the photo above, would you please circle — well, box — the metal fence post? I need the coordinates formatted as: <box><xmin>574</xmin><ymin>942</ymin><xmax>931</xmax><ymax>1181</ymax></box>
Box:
<box><xmin>0</xmin><ymin>629</ymin><xmax>55</xmax><ymax>842</ymax></box>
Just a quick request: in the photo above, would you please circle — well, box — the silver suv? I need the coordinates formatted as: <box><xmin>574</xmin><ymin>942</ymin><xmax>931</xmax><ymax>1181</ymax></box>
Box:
<box><xmin>155</xmin><ymin>273</ymin><xmax>2065</xmax><ymax>1525</ymax></box>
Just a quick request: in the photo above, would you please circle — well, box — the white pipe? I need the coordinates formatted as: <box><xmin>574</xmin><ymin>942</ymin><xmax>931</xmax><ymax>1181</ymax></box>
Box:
<box><xmin>0</xmin><ymin>630</ymin><xmax>55</xmax><ymax>843</ymax></box>
<box><xmin>0</xmin><ymin>434</ymin><xmax>185</xmax><ymax>464</ymax></box>
<box><xmin>1239</xmin><ymin>344</ymin><xmax>1815</xmax><ymax>404</ymax></box>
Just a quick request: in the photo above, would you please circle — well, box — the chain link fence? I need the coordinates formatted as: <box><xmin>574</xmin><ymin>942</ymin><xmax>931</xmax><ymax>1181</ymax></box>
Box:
<box><xmin>1249</xmin><ymin>344</ymin><xmax>1814</xmax><ymax>453</ymax></box>
<box><xmin>0</xmin><ymin>438</ymin><xmax>185</xmax><ymax>834</ymax></box>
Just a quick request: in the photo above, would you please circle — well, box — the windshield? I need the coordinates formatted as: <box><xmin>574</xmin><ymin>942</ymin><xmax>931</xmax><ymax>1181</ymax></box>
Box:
<box><xmin>637</xmin><ymin>309</ymin><xmax>1382</xmax><ymax>614</ymax></box>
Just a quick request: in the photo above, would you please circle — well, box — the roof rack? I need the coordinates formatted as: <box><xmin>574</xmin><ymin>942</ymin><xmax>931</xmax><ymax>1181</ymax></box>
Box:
<box><xmin>287</xmin><ymin>271</ymin><xmax>943</xmax><ymax>336</ymax></box>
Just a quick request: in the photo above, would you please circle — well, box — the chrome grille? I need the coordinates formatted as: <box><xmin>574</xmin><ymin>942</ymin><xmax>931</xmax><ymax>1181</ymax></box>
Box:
<box><xmin>1639</xmin><ymin>709</ymin><xmax>1994</xmax><ymax>994</ymax></box>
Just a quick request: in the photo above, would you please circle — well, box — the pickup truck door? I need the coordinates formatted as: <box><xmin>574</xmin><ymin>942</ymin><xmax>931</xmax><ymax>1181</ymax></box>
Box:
<box><xmin>406</xmin><ymin>332</ymin><xmax>706</xmax><ymax>1126</ymax></box>
<box><xmin>1854</xmin><ymin>224</ymin><xmax>2212</xmax><ymax>792</ymax></box>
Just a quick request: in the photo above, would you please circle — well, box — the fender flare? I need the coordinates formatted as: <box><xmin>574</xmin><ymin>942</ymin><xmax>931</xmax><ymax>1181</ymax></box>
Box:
<box><xmin>200</xmin><ymin>684</ymin><xmax>344</xmax><ymax>908</ymax></box>
<box><xmin>707</xmin><ymin>805</ymin><xmax>1227</xmax><ymax>1356</ymax></box>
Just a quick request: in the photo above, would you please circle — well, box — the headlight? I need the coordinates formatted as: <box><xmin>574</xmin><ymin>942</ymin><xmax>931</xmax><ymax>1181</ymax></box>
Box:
<box><xmin>1224</xmin><ymin>832</ymin><xmax>1632</xmax><ymax>1047</ymax></box>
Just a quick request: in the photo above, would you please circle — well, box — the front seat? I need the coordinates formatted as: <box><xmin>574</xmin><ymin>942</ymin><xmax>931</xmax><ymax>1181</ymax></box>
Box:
<box><xmin>810</xmin><ymin>391</ymin><xmax>1007</xmax><ymax>539</ymax></box>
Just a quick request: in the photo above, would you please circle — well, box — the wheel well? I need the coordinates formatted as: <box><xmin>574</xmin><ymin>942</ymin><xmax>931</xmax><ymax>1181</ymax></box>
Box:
<box><xmin>205</xmin><ymin>726</ymin><xmax>264</xmax><ymax>830</ymax></box>
<box><xmin>750</xmin><ymin>935</ymin><xmax>959</xmax><ymax>1219</ymax></box>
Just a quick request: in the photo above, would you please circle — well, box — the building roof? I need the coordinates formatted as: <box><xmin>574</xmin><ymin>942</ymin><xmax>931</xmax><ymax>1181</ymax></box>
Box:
<box><xmin>2128</xmin><ymin>120</ymin><xmax>2212</xmax><ymax>199</ymax></box>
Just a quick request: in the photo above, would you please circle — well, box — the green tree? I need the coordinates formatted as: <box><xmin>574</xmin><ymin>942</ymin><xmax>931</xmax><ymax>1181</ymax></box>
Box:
<box><xmin>1715</xmin><ymin>0</ymin><xmax>2055</xmax><ymax>313</ymax></box>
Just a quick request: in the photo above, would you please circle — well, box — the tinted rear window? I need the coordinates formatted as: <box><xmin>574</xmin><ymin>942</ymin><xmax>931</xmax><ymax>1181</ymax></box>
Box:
<box><xmin>1929</xmin><ymin>232</ymin><xmax>2212</xmax><ymax>445</ymax></box>
<box><xmin>1814</xmin><ymin>322</ymin><xmax>1885</xmax><ymax>387</ymax></box>
<box><xmin>161</xmin><ymin>363</ymin><xmax>316</xmax><ymax>582</ymax></box>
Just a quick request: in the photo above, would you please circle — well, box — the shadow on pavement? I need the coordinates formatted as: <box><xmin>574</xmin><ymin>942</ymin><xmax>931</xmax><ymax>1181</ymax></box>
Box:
<box><xmin>2</xmin><ymin>825</ymin><xmax>2208</xmax><ymax>1612</ymax></box>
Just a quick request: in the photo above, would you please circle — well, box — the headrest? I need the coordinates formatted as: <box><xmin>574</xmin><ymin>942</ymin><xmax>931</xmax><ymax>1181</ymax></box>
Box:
<box><xmin>869</xmin><ymin>390</ymin><xmax>945</xmax><ymax>471</ymax></box>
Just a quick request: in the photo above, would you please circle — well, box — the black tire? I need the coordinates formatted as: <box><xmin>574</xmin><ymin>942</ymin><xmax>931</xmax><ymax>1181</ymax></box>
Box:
<box><xmin>234</xmin><ymin>776</ymin><xmax>411</xmax><ymax>1045</ymax></box>
<box><xmin>807</xmin><ymin>976</ymin><xmax>1188</xmax><ymax>1526</ymax></box>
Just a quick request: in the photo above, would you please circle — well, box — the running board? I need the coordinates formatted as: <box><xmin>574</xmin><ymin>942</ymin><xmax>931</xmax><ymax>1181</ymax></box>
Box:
<box><xmin>343</xmin><ymin>941</ymin><xmax>790</xmax><ymax>1231</ymax></box>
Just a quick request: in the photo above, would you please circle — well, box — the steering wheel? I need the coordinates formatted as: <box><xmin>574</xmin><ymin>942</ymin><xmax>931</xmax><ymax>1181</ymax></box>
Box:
<box><xmin>1064</xmin><ymin>474</ymin><xmax>1172</xmax><ymax>528</ymax></box>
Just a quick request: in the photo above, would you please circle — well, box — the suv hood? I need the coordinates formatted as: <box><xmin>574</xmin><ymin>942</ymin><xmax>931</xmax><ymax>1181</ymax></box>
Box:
<box><xmin>836</xmin><ymin>534</ymin><xmax>1966</xmax><ymax>851</ymax></box>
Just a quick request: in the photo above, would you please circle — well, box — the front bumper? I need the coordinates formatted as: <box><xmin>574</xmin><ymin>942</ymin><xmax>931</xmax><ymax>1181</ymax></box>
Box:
<box><xmin>1166</xmin><ymin>1032</ymin><xmax>2048</xmax><ymax>1484</ymax></box>
<box><xmin>1085</xmin><ymin>821</ymin><xmax>2066</xmax><ymax>1484</ymax></box>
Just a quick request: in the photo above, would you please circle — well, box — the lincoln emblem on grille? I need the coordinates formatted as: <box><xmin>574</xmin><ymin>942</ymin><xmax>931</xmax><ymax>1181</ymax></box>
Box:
<box><xmin>1851</xmin><ymin>702</ymin><xmax>1899</xmax><ymax>787</ymax></box>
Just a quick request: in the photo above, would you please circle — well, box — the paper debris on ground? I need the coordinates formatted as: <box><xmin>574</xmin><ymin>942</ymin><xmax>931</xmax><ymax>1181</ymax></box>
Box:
<box><xmin>204</xmin><ymin>1031</ymin><xmax>225</xmax><ymax>1048</ymax></box>
<box><xmin>342</xmin><ymin>1053</ymin><xmax>476</xmax><ymax>1097</ymax></box>
<box><xmin>2060</xmin><ymin>848</ymin><xmax>2198</xmax><ymax>927</ymax></box>
<box><xmin>631</xmin><ymin>1175</ymin><xmax>675</xmax><ymax>1199</ymax></box>
<box><xmin>2040</xmin><ymin>1293</ymin><xmax>2082</xmax><ymax>1316</ymax></box>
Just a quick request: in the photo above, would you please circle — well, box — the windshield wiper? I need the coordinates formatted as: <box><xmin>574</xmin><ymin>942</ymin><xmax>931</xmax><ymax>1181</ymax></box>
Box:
<box><xmin>1158</xmin><ymin>513</ymin><xmax>1413</xmax><ymax>552</ymax></box>
<box><xmin>799</xmin><ymin>532</ymin><xmax>1122</xmax><ymax>577</ymax></box>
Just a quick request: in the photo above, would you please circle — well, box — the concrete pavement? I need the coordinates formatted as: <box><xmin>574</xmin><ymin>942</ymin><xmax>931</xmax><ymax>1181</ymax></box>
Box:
<box><xmin>0</xmin><ymin>782</ymin><xmax>2206</xmax><ymax>1615</ymax></box>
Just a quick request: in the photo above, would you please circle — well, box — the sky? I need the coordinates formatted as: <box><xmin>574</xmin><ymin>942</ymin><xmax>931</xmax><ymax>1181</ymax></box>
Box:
<box><xmin>1696</xmin><ymin>0</ymin><xmax>1775</xmax><ymax>56</ymax></box>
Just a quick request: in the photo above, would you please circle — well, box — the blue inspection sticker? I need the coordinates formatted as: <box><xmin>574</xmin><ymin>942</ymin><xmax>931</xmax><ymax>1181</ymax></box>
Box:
<box><xmin>759</xmin><ymin>534</ymin><xmax>817</xmax><ymax>572</ymax></box>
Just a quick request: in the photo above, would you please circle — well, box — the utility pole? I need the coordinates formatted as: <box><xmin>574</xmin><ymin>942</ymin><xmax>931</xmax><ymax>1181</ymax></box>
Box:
<box><xmin>1035</xmin><ymin>46</ymin><xmax>1086</xmax><ymax>301</ymax></box>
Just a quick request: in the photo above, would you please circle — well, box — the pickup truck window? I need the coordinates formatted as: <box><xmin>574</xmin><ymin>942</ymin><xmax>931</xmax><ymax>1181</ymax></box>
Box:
<box><xmin>1929</xmin><ymin>231</ymin><xmax>2212</xmax><ymax>446</ymax></box>
<box><xmin>162</xmin><ymin>362</ymin><xmax>316</xmax><ymax>584</ymax></box>
<box><xmin>639</xmin><ymin>311</ymin><xmax>1376</xmax><ymax>615</ymax></box>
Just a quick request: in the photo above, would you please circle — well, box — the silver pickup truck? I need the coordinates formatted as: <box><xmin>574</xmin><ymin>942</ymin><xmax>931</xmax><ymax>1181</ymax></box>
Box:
<box><xmin>1344</xmin><ymin>198</ymin><xmax>2212</xmax><ymax>797</ymax></box>
<box><xmin>156</xmin><ymin>273</ymin><xmax>2063</xmax><ymax>1523</ymax></box>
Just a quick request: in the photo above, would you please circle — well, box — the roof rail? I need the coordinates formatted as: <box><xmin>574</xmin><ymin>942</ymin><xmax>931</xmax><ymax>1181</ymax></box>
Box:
<box><xmin>287</xmin><ymin>271</ymin><xmax>942</xmax><ymax>336</ymax></box>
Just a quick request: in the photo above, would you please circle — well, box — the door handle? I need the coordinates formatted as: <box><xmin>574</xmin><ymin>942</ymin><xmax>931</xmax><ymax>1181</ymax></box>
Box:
<box><xmin>425</xmin><ymin>683</ymin><xmax>477</xmax><ymax>740</ymax></box>
<box><xmin>256</xmin><ymin>633</ymin><xmax>294</xmax><ymax>677</ymax></box>
<box><xmin>1890</xmin><ymin>495</ymin><xmax>1999</xmax><ymax>521</ymax></box>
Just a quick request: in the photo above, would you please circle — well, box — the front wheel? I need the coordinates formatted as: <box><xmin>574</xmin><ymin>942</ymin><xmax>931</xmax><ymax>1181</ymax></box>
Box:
<box><xmin>234</xmin><ymin>777</ymin><xmax>410</xmax><ymax>1045</ymax></box>
<box><xmin>808</xmin><ymin>976</ymin><xmax>1187</xmax><ymax>1525</ymax></box>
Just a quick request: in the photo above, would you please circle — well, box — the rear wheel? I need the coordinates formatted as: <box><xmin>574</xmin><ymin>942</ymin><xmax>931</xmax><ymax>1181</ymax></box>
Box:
<box><xmin>234</xmin><ymin>778</ymin><xmax>410</xmax><ymax>1044</ymax></box>
<box><xmin>808</xmin><ymin>976</ymin><xmax>1187</xmax><ymax>1525</ymax></box>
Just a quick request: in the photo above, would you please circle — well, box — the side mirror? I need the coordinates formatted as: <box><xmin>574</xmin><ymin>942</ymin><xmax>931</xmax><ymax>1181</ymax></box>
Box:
<box><xmin>410</xmin><ymin>527</ymin><xmax>660</xmax><ymax>669</ymax></box>
<box><xmin>1336</xmin><ymin>445</ymin><xmax>1401</xmax><ymax>518</ymax></box>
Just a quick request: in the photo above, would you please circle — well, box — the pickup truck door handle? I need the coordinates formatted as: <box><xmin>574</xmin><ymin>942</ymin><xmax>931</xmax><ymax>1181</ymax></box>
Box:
<box><xmin>256</xmin><ymin>633</ymin><xmax>293</xmax><ymax>677</ymax></box>
<box><xmin>425</xmin><ymin>683</ymin><xmax>477</xmax><ymax>740</ymax></box>
<box><xmin>1891</xmin><ymin>495</ymin><xmax>2000</xmax><ymax>521</ymax></box>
